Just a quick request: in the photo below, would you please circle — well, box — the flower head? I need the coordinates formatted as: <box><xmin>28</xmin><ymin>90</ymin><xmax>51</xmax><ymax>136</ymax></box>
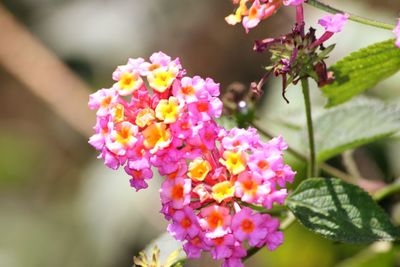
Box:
<box><xmin>225</xmin><ymin>0</ymin><xmax>284</xmax><ymax>32</ymax></box>
<box><xmin>88</xmin><ymin>52</ymin><xmax>296</xmax><ymax>265</ymax></box>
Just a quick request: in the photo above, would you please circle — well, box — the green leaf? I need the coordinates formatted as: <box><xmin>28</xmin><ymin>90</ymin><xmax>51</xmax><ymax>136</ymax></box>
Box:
<box><xmin>318</xmin><ymin>44</ymin><xmax>336</xmax><ymax>60</ymax></box>
<box><xmin>306</xmin><ymin>98</ymin><xmax>400</xmax><ymax>162</ymax></box>
<box><xmin>322</xmin><ymin>39</ymin><xmax>400</xmax><ymax>107</ymax></box>
<box><xmin>286</xmin><ymin>178</ymin><xmax>400</xmax><ymax>243</ymax></box>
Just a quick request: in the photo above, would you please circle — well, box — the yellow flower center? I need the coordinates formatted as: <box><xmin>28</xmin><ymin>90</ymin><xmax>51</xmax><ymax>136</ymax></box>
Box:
<box><xmin>212</xmin><ymin>181</ymin><xmax>235</xmax><ymax>203</ymax></box>
<box><xmin>187</xmin><ymin>158</ymin><xmax>212</xmax><ymax>181</ymax></box>
<box><xmin>111</xmin><ymin>104</ymin><xmax>125</xmax><ymax>122</ymax></box>
<box><xmin>115</xmin><ymin>123</ymin><xmax>134</xmax><ymax>145</ymax></box>
<box><xmin>135</xmin><ymin>108</ymin><xmax>155</xmax><ymax>128</ymax></box>
<box><xmin>142</xmin><ymin>123</ymin><xmax>171</xmax><ymax>153</ymax></box>
<box><xmin>155</xmin><ymin>97</ymin><xmax>180</xmax><ymax>124</ymax></box>
<box><xmin>220</xmin><ymin>151</ymin><xmax>247</xmax><ymax>175</ymax></box>
<box><xmin>148</xmin><ymin>69</ymin><xmax>176</xmax><ymax>93</ymax></box>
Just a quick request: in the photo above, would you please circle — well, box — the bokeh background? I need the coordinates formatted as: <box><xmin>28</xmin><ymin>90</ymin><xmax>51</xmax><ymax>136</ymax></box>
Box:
<box><xmin>1</xmin><ymin>0</ymin><xmax>400</xmax><ymax>266</ymax></box>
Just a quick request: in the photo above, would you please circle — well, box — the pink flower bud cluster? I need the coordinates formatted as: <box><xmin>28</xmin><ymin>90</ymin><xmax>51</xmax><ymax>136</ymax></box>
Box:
<box><xmin>225</xmin><ymin>0</ymin><xmax>304</xmax><ymax>32</ymax></box>
<box><xmin>88</xmin><ymin>52</ymin><xmax>295</xmax><ymax>266</ymax></box>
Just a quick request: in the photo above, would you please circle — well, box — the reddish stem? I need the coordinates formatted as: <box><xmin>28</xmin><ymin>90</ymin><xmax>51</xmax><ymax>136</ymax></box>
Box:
<box><xmin>310</xmin><ymin>31</ymin><xmax>334</xmax><ymax>48</ymax></box>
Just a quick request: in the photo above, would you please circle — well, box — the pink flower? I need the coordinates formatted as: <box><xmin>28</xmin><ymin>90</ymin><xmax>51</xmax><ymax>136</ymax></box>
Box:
<box><xmin>204</xmin><ymin>78</ymin><xmax>220</xmax><ymax>97</ymax></box>
<box><xmin>318</xmin><ymin>13</ymin><xmax>349</xmax><ymax>33</ymax></box>
<box><xmin>226</xmin><ymin>0</ymin><xmax>283</xmax><ymax>32</ymax></box>
<box><xmin>151</xmin><ymin>149</ymin><xmax>185</xmax><ymax>175</ymax></box>
<box><xmin>207</xmin><ymin>234</ymin><xmax>236</xmax><ymax>260</ymax></box>
<box><xmin>112</xmin><ymin>63</ymin><xmax>144</xmax><ymax>96</ymax></box>
<box><xmin>283</xmin><ymin>0</ymin><xmax>304</xmax><ymax>6</ymax></box>
<box><xmin>105</xmin><ymin>121</ymin><xmax>138</xmax><ymax>156</ymax></box>
<box><xmin>221</xmin><ymin>127</ymin><xmax>257</xmax><ymax>151</ymax></box>
<box><xmin>160</xmin><ymin>177</ymin><xmax>191</xmax><ymax>209</ymax></box>
<box><xmin>100</xmin><ymin>148</ymin><xmax>120</xmax><ymax>170</ymax></box>
<box><xmin>88</xmin><ymin>88</ymin><xmax>119</xmax><ymax>117</ymax></box>
<box><xmin>173</xmin><ymin>76</ymin><xmax>204</xmax><ymax>104</ymax></box>
<box><xmin>183</xmin><ymin>233</ymin><xmax>209</xmax><ymax>258</ymax></box>
<box><xmin>125</xmin><ymin>135</ymin><xmax>151</xmax><ymax>170</ymax></box>
<box><xmin>125</xmin><ymin>167</ymin><xmax>153</xmax><ymax>191</ymax></box>
<box><xmin>149</xmin><ymin>51</ymin><xmax>181</xmax><ymax>69</ymax></box>
<box><xmin>199</xmin><ymin>205</ymin><xmax>232</xmax><ymax>238</ymax></box>
<box><xmin>262</xmin><ymin>215</ymin><xmax>284</xmax><ymax>250</ymax></box>
<box><xmin>168</xmin><ymin>206</ymin><xmax>200</xmax><ymax>241</ymax></box>
<box><xmin>248</xmin><ymin>151</ymin><xmax>279</xmax><ymax>180</ymax></box>
<box><xmin>242</xmin><ymin>0</ymin><xmax>266</xmax><ymax>33</ymax></box>
<box><xmin>235</xmin><ymin>171</ymin><xmax>270</xmax><ymax>204</ymax></box>
<box><xmin>170</xmin><ymin>114</ymin><xmax>194</xmax><ymax>140</ymax></box>
<box><xmin>262</xmin><ymin>188</ymin><xmax>288</xmax><ymax>209</ymax></box>
<box><xmin>231</xmin><ymin>208</ymin><xmax>268</xmax><ymax>246</ymax></box>
<box><xmin>394</xmin><ymin>19</ymin><xmax>400</xmax><ymax>48</ymax></box>
<box><xmin>188</xmin><ymin>97</ymin><xmax>223</xmax><ymax>122</ymax></box>
<box><xmin>198</xmin><ymin>121</ymin><xmax>219</xmax><ymax>150</ymax></box>
<box><xmin>222</xmin><ymin>258</ymin><xmax>244</xmax><ymax>267</ymax></box>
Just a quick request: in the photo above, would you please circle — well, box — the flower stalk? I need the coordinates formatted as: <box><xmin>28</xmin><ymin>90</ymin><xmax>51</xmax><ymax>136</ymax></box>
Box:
<box><xmin>306</xmin><ymin>0</ymin><xmax>395</xmax><ymax>31</ymax></box>
<box><xmin>301</xmin><ymin>78</ymin><xmax>318</xmax><ymax>178</ymax></box>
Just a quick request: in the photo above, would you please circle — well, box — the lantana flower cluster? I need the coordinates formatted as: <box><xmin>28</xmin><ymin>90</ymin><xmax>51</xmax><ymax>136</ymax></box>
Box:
<box><xmin>88</xmin><ymin>52</ymin><xmax>295</xmax><ymax>266</ymax></box>
<box><xmin>226</xmin><ymin>0</ymin><xmax>304</xmax><ymax>32</ymax></box>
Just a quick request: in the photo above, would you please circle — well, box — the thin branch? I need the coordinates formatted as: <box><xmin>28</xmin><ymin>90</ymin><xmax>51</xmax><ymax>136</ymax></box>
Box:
<box><xmin>306</xmin><ymin>0</ymin><xmax>395</xmax><ymax>31</ymax></box>
<box><xmin>0</xmin><ymin>4</ymin><xmax>94</xmax><ymax>138</ymax></box>
<box><xmin>301</xmin><ymin>78</ymin><xmax>317</xmax><ymax>177</ymax></box>
<box><xmin>373</xmin><ymin>182</ymin><xmax>400</xmax><ymax>202</ymax></box>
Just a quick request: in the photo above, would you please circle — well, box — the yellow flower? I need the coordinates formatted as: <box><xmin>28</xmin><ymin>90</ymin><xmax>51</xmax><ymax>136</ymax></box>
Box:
<box><xmin>212</xmin><ymin>181</ymin><xmax>235</xmax><ymax>203</ymax></box>
<box><xmin>187</xmin><ymin>158</ymin><xmax>212</xmax><ymax>181</ymax></box>
<box><xmin>110</xmin><ymin>103</ymin><xmax>125</xmax><ymax>122</ymax></box>
<box><xmin>220</xmin><ymin>151</ymin><xmax>247</xmax><ymax>175</ymax></box>
<box><xmin>142</xmin><ymin>123</ymin><xmax>171</xmax><ymax>154</ymax></box>
<box><xmin>117</xmin><ymin>72</ymin><xmax>143</xmax><ymax>96</ymax></box>
<box><xmin>155</xmin><ymin>97</ymin><xmax>181</xmax><ymax>124</ymax></box>
<box><xmin>148</xmin><ymin>68</ymin><xmax>177</xmax><ymax>93</ymax></box>
<box><xmin>136</xmin><ymin>108</ymin><xmax>155</xmax><ymax>128</ymax></box>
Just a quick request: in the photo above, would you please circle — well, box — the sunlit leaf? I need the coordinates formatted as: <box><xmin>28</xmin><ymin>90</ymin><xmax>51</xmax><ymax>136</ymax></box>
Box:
<box><xmin>322</xmin><ymin>39</ymin><xmax>400</xmax><ymax>107</ymax></box>
<box><xmin>304</xmin><ymin>98</ymin><xmax>400</xmax><ymax>162</ymax></box>
<box><xmin>286</xmin><ymin>178</ymin><xmax>400</xmax><ymax>243</ymax></box>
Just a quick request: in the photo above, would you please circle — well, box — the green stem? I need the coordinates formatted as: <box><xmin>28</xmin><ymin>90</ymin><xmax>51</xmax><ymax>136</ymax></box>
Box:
<box><xmin>306</xmin><ymin>0</ymin><xmax>395</xmax><ymax>31</ymax></box>
<box><xmin>237</xmin><ymin>199</ymin><xmax>286</xmax><ymax>215</ymax></box>
<box><xmin>373</xmin><ymin>182</ymin><xmax>400</xmax><ymax>202</ymax></box>
<box><xmin>301</xmin><ymin>78</ymin><xmax>317</xmax><ymax>178</ymax></box>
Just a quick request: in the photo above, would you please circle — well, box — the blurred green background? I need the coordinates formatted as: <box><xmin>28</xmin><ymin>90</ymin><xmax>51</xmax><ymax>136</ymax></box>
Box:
<box><xmin>1</xmin><ymin>0</ymin><xmax>400</xmax><ymax>266</ymax></box>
